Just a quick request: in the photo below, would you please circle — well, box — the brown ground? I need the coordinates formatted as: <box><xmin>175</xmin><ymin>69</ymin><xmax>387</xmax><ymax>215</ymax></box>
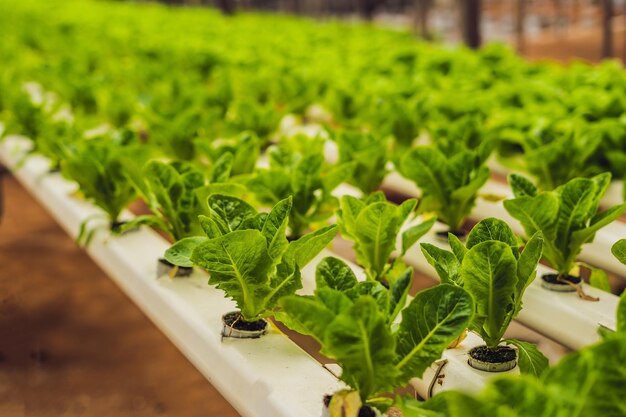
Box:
<box><xmin>0</xmin><ymin>173</ymin><xmax>240</xmax><ymax>417</ymax></box>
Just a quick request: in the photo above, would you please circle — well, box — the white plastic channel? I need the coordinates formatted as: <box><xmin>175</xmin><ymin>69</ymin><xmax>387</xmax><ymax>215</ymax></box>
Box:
<box><xmin>398</xmin><ymin>219</ymin><xmax>619</xmax><ymax>350</ymax></box>
<box><xmin>0</xmin><ymin>137</ymin><xmax>346</xmax><ymax>417</ymax></box>
<box><xmin>382</xmin><ymin>171</ymin><xmax>626</xmax><ymax>278</ymax></box>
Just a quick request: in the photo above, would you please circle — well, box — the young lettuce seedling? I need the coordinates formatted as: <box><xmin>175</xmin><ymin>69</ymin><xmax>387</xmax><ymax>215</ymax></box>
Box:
<box><xmin>397</xmin><ymin>287</ymin><xmax>626</xmax><ymax>417</ymax></box>
<box><xmin>247</xmin><ymin>138</ymin><xmax>354</xmax><ymax>238</ymax></box>
<box><xmin>495</xmin><ymin>116</ymin><xmax>605</xmax><ymax>191</ymax></box>
<box><xmin>333</xmin><ymin>130</ymin><xmax>389</xmax><ymax>194</ymax></box>
<box><xmin>61</xmin><ymin>133</ymin><xmax>148</xmax><ymax>245</ymax></box>
<box><xmin>225</xmin><ymin>98</ymin><xmax>283</xmax><ymax>142</ymax></box>
<box><xmin>399</xmin><ymin>145</ymin><xmax>491</xmax><ymax>235</ymax></box>
<box><xmin>165</xmin><ymin>195</ymin><xmax>337</xmax><ymax>323</ymax></box>
<box><xmin>121</xmin><ymin>159</ymin><xmax>211</xmax><ymax>241</ymax></box>
<box><xmin>421</xmin><ymin>218</ymin><xmax>548</xmax><ymax>376</ymax></box>
<box><xmin>278</xmin><ymin>257</ymin><xmax>474</xmax><ymax>415</ymax></box>
<box><xmin>337</xmin><ymin>192</ymin><xmax>436</xmax><ymax>283</ymax></box>
<box><xmin>504</xmin><ymin>173</ymin><xmax>626</xmax><ymax>295</ymax></box>
<box><xmin>194</xmin><ymin>131</ymin><xmax>260</xmax><ymax>176</ymax></box>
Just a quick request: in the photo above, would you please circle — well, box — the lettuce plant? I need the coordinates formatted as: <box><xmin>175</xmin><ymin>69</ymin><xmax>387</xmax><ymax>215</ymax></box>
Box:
<box><xmin>225</xmin><ymin>98</ymin><xmax>282</xmax><ymax>141</ymax></box>
<box><xmin>367</xmin><ymin>95</ymin><xmax>422</xmax><ymax>150</ymax></box>
<box><xmin>333</xmin><ymin>130</ymin><xmax>388</xmax><ymax>194</ymax></box>
<box><xmin>121</xmin><ymin>159</ymin><xmax>210</xmax><ymax>241</ymax></box>
<box><xmin>147</xmin><ymin>105</ymin><xmax>219</xmax><ymax>161</ymax></box>
<box><xmin>3</xmin><ymin>87</ymin><xmax>48</xmax><ymax>140</ymax></box>
<box><xmin>247</xmin><ymin>141</ymin><xmax>354</xmax><ymax>238</ymax></box>
<box><xmin>194</xmin><ymin>131</ymin><xmax>260</xmax><ymax>176</ymax></box>
<box><xmin>336</xmin><ymin>193</ymin><xmax>436</xmax><ymax>282</ymax></box>
<box><xmin>278</xmin><ymin>256</ymin><xmax>474</xmax><ymax>409</ymax></box>
<box><xmin>61</xmin><ymin>133</ymin><xmax>147</xmax><ymax>244</ymax></box>
<box><xmin>397</xmin><ymin>293</ymin><xmax>626</xmax><ymax>417</ymax></box>
<box><xmin>421</xmin><ymin>218</ymin><xmax>547</xmax><ymax>376</ymax></box>
<box><xmin>504</xmin><ymin>173</ymin><xmax>626</xmax><ymax>287</ymax></box>
<box><xmin>494</xmin><ymin>116</ymin><xmax>605</xmax><ymax>190</ymax></box>
<box><xmin>399</xmin><ymin>145</ymin><xmax>490</xmax><ymax>234</ymax></box>
<box><xmin>165</xmin><ymin>195</ymin><xmax>337</xmax><ymax>322</ymax></box>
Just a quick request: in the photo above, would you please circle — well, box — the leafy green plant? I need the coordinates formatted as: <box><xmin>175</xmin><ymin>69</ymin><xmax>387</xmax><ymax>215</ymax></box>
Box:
<box><xmin>61</xmin><ymin>133</ymin><xmax>147</xmax><ymax>244</ymax></box>
<box><xmin>337</xmin><ymin>192</ymin><xmax>436</xmax><ymax>282</ymax></box>
<box><xmin>225</xmin><ymin>98</ymin><xmax>283</xmax><ymax>141</ymax></box>
<box><xmin>396</xmin><ymin>293</ymin><xmax>626</xmax><ymax>417</ymax></box>
<box><xmin>121</xmin><ymin>159</ymin><xmax>210</xmax><ymax>241</ymax></box>
<box><xmin>420</xmin><ymin>218</ymin><xmax>547</xmax><ymax>376</ymax></box>
<box><xmin>194</xmin><ymin>131</ymin><xmax>260</xmax><ymax>176</ymax></box>
<box><xmin>165</xmin><ymin>195</ymin><xmax>337</xmax><ymax>321</ymax></box>
<box><xmin>3</xmin><ymin>86</ymin><xmax>48</xmax><ymax>140</ymax></box>
<box><xmin>367</xmin><ymin>95</ymin><xmax>422</xmax><ymax>150</ymax></box>
<box><xmin>494</xmin><ymin>116</ymin><xmax>605</xmax><ymax>191</ymax></box>
<box><xmin>504</xmin><ymin>173</ymin><xmax>626</xmax><ymax>288</ymax></box>
<box><xmin>278</xmin><ymin>256</ymin><xmax>474</xmax><ymax>408</ymax></box>
<box><xmin>247</xmin><ymin>139</ymin><xmax>354</xmax><ymax>238</ymax></box>
<box><xmin>147</xmin><ymin>105</ymin><xmax>220</xmax><ymax>161</ymax></box>
<box><xmin>333</xmin><ymin>130</ymin><xmax>388</xmax><ymax>194</ymax></box>
<box><xmin>399</xmin><ymin>145</ymin><xmax>491</xmax><ymax>234</ymax></box>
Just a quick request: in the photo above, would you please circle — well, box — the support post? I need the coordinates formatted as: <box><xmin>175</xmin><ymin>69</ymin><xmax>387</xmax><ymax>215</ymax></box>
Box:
<box><xmin>515</xmin><ymin>0</ymin><xmax>526</xmax><ymax>53</ymax></box>
<box><xmin>414</xmin><ymin>0</ymin><xmax>432</xmax><ymax>40</ymax></box>
<box><xmin>601</xmin><ymin>0</ymin><xmax>614</xmax><ymax>58</ymax></box>
<box><xmin>460</xmin><ymin>0</ymin><xmax>481</xmax><ymax>49</ymax></box>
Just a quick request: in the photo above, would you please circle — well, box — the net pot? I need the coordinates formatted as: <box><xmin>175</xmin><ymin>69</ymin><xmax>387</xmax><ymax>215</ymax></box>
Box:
<box><xmin>157</xmin><ymin>258</ymin><xmax>193</xmax><ymax>279</ymax></box>
<box><xmin>221</xmin><ymin>311</ymin><xmax>269</xmax><ymax>339</ymax></box>
<box><xmin>540</xmin><ymin>273</ymin><xmax>582</xmax><ymax>293</ymax></box>
<box><xmin>467</xmin><ymin>345</ymin><xmax>517</xmax><ymax>373</ymax></box>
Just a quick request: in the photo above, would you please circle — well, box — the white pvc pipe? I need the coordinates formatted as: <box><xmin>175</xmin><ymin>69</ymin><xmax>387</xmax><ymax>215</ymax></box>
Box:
<box><xmin>410</xmin><ymin>332</ymin><xmax>518</xmax><ymax>398</ymax></box>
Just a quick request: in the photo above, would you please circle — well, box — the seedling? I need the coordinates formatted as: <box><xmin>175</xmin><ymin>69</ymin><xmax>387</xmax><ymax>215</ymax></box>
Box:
<box><xmin>166</xmin><ymin>195</ymin><xmax>337</xmax><ymax>322</ymax></box>
<box><xmin>504</xmin><ymin>173</ymin><xmax>626</xmax><ymax>296</ymax></box>
<box><xmin>399</xmin><ymin>145</ymin><xmax>490</xmax><ymax>235</ymax></box>
<box><xmin>337</xmin><ymin>192</ymin><xmax>436</xmax><ymax>283</ymax></box>
<box><xmin>278</xmin><ymin>257</ymin><xmax>473</xmax><ymax>414</ymax></box>
<box><xmin>421</xmin><ymin>218</ymin><xmax>548</xmax><ymax>376</ymax></box>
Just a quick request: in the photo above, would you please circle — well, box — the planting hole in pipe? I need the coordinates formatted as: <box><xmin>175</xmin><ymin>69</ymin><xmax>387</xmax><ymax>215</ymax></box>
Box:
<box><xmin>467</xmin><ymin>345</ymin><xmax>517</xmax><ymax>373</ymax></box>
<box><xmin>221</xmin><ymin>311</ymin><xmax>269</xmax><ymax>339</ymax></box>
<box><xmin>541</xmin><ymin>273</ymin><xmax>599</xmax><ymax>301</ymax></box>
<box><xmin>540</xmin><ymin>273</ymin><xmax>581</xmax><ymax>292</ymax></box>
<box><xmin>157</xmin><ymin>257</ymin><xmax>193</xmax><ymax>279</ymax></box>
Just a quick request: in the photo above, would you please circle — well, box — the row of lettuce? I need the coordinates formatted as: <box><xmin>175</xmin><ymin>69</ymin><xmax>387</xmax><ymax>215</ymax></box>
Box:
<box><xmin>1</xmin><ymin>0</ymin><xmax>626</xmax><ymax>416</ymax></box>
<box><xmin>3</xmin><ymin>0</ymin><xmax>626</xmax><ymax>195</ymax></box>
<box><xmin>7</xmin><ymin>120</ymin><xmax>626</xmax><ymax>415</ymax></box>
